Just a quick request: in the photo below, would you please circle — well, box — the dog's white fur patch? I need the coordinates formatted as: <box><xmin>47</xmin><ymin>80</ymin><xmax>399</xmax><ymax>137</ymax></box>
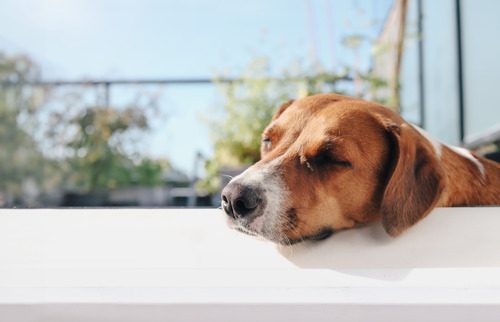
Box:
<box><xmin>448</xmin><ymin>145</ymin><xmax>486</xmax><ymax>179</ymax></box>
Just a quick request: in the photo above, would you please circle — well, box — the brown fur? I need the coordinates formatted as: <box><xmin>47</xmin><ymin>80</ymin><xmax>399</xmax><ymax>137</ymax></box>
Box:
<box><xmin>379</xmin><ymin>123</ymin><xmax>445</xmax><ymax>236</ymax></box>
<box><xmin>257</xmin><ymin>93</ymin><xmax>500</xmax><ymax>239</ymax></box>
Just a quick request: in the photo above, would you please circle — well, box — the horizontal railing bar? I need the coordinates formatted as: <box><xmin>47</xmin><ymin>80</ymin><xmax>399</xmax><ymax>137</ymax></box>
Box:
<box><xmin>0</xmin><ymin>76</ymin><xmax>353</xmax><ymax>87</ymax></box>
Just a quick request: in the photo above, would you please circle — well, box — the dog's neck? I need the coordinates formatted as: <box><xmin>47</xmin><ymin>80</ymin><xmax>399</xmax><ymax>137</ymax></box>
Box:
<box><xmin>439</xmin><ymin>145</ymin><xmax>500</xmax><ymax>206</ymax></box>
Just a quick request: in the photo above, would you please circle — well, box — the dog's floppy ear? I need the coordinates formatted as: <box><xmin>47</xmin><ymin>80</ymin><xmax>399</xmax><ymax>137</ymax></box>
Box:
<box><xmin>272</xmin><ymin>99</ymin><xmax>294</xmax><ymax>121</ymax></box>
<box><xmin>380</xmin><ymin>121</ymin><xmax>445</xmax><ymax>236</ymax></box>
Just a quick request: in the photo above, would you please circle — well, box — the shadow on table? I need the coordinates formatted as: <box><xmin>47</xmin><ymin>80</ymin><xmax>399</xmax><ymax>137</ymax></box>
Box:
<box><xmin>278</xmin><ymin>213</ymin><xmax>500</xmax><ymax>281</ymax></box>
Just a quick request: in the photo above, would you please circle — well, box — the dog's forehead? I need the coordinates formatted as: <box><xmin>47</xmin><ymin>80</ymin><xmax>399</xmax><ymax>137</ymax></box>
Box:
<box><xmin>268</xmin><ymin>100</ymin><xmax>379</xmax><ymax>137</ymax></box>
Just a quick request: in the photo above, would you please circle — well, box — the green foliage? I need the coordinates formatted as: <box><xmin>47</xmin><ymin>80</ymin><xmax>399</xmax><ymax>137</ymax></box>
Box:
<box><xmin>0</xmin><ymin>53</ymin><xmax>56</xmax><ymax>203</ymax></box>
<box><xmin>132</xmin><ymin>158</ymin><xmax>171</xmax><ymax>186</ymax></box>
<box><xmin>53</xmin><ymin>105</ymin><xmax>170</xmax><ymax>191</ymax></box>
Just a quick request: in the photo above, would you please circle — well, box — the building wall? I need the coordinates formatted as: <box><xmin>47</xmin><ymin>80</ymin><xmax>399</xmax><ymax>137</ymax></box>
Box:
<box><xmin>372</xmin><ymin>0</ymin><xmax>401</xmax><ymax>102</ymax></box>
<box><xmin>377</xmin><ymin>0</ymin><xmax>500</xmax><ymax>146</ymax></box>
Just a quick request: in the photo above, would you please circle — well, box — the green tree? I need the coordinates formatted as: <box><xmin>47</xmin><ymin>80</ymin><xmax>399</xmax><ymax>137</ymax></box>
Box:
<box><xmin>51</xmin><ymin>104</ymin><xmax>171</xmax><ymax>191</ymax></box>
<box><xmin>0</xmin><ymin>52</ymin><xmax>56</xmax><ymax>205</ymax></box>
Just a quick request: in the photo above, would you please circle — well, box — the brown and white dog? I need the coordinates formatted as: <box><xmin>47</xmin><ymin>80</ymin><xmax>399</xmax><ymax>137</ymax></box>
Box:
<box><xmin>221</xmin><ymin>94</ymin><xmax>500</xmax><ymax>244</ymax></box>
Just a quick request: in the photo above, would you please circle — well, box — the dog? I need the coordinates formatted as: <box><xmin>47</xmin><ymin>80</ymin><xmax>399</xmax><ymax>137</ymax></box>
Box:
<box><xmin>220</xmin><ymin>93</ymin><xmax>500</xmax><ymax>244</ymax></box>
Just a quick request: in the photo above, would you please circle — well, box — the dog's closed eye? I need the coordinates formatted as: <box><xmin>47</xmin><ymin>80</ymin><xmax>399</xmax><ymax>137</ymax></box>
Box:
<box><xmin>310</xmin><ymin>143</ymin><xmax>353</xmax><ymax>169</ymax></box>
<box><xmin>312</xmin><ymin>149</ymin><xmax>352</xmax><ymax>168</ymax></box>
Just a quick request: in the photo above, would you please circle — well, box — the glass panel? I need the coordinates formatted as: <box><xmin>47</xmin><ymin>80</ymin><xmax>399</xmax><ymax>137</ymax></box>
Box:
<box><xmin>422</xmin><ymin>0</ymin><xmax>460</xmax><ymax>145</ymax></box>
<box><xmin>462</xmin><ymin>0</ymin><xmax>500</xmax><ymax>143</ymax></box>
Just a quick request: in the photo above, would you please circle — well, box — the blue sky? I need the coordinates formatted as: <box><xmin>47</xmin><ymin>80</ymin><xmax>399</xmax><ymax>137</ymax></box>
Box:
<box><xmin>0</xmin><ymin>0</ymin><xmax>393</xmax><ymax>176</ymax></box>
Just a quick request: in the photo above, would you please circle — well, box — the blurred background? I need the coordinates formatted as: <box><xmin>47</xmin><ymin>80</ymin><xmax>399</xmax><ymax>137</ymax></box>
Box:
<box><xmin>0</xmin><ymin>0</ymin><xmax>498</xmax><ymax>208</ymax></box>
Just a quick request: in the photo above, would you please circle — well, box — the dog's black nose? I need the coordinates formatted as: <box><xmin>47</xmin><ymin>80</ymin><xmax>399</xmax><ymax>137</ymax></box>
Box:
<box><xmin>221</xmin><ymin>183</ymin><xmax>261</xmax><ymax>219</ymax></box>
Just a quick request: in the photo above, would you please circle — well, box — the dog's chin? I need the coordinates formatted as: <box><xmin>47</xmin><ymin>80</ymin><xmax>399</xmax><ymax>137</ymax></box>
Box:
<box><xmin>234</xmin><ymin>225</ymin><xmax>259</xmax><ymax>237</ymax></box>
<box><xmin>227</xmin><ymin>217</ymin><xmax>334</xmax><ymax>245</ymax></box>
<box><xmin>227</xmin><ymin>219</ymin><xmax>282</xmax><ymax>243</ymax></box>
<box><xmin>226</xmin><ymin>218</ymin><xmax>260</xmax><ymax>237</ymax></box>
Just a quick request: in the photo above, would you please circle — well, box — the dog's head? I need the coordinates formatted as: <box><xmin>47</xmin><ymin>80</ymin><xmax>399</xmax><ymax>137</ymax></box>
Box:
<box><xmin>221</xmin><ymin>94</ymin><xmax>445</xmax><ymax>244</ymax></box>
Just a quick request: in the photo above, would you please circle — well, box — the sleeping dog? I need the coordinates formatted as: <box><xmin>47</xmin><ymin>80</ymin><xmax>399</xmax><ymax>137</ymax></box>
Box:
<box><xmin>221</xmin><ymin>94</ymin><xmax>500</xmax><ymax>244</ymax></box>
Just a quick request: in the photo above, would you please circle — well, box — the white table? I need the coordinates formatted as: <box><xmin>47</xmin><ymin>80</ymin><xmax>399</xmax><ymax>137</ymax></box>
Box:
<box><xmin>0</xmin><ymin>207</ymin><xmax>499</xmax><ymax>321</ymax></box>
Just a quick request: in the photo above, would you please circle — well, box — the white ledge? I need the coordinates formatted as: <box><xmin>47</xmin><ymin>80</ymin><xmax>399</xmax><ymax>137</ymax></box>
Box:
<box><xmin>1</xmin><ymin>207</ymin><xmax>500</xmax><ymax>321</ymax></box>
